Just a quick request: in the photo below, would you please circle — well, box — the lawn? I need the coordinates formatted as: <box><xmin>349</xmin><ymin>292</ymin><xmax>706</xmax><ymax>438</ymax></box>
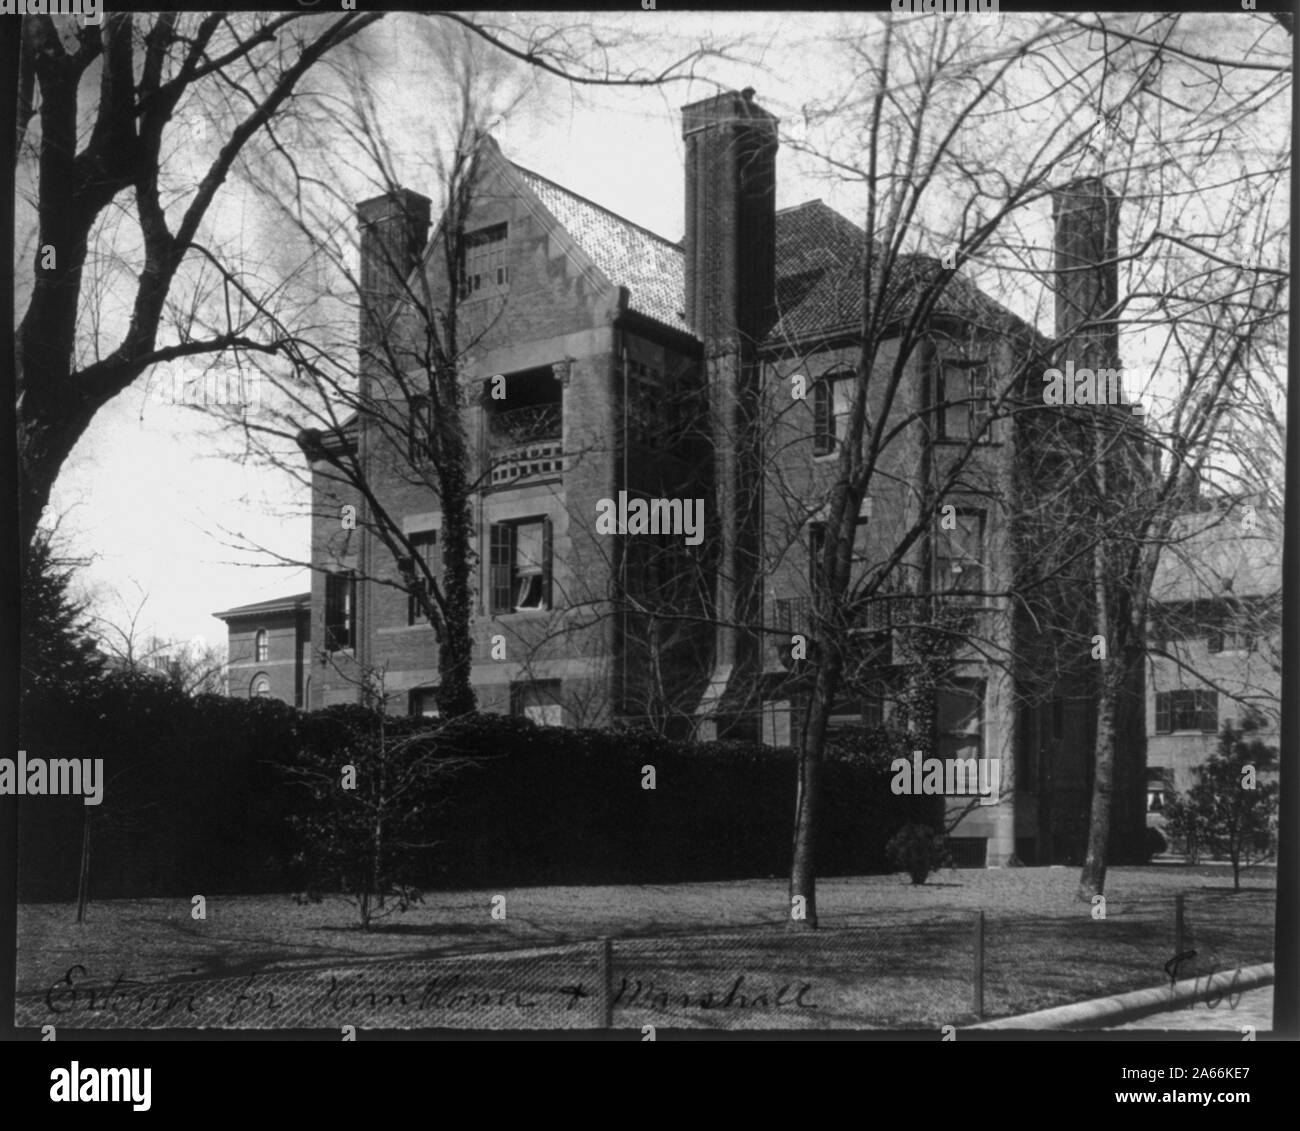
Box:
<box><xmin>16</xmin><ymin>864</ymin><xmax>1275</xmax><ymax>1030</ymax></box>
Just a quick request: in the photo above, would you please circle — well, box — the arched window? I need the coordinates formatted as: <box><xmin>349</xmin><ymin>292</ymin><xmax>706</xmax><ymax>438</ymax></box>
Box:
<box><xmin>255</xmin><ymin>629</ymin><xmax>269</xmax><ymax>663</ymax></box>
<box><xmin>251</xmin><ymin>674</ymin><xmax>271</xmax><ymax>699</ymax></box>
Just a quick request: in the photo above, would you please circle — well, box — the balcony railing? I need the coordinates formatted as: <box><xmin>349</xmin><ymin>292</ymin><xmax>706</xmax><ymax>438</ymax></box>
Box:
<box><xmin>491</xmin><ymin>439</ymin><xmax>564</xmax><ymax>486</ymax></box>
<box><xmin>489</xmin><ymin>404</ymin><xmax>561</xmax><ymax>446</ymax></box>
<box><xmin>488</xmin><ymin>404</ymin><xmax>563</xmax><ymax>486</ymax></box>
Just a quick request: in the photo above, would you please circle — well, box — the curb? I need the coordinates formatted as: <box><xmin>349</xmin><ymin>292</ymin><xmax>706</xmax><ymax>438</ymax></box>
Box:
<box><xmin>968</xmin><ymin>963</ymin><xmax>1274</xmax><ymax>1030</ymax></box>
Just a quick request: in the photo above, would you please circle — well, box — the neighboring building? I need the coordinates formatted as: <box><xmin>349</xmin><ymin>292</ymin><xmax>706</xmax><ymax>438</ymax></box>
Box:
<box><xmin>261</xmin><ymin>89</ymin><xmax>1151</xmax><ymax>866</ymax></box>
<box><xmin>212</xmin><ymin>592</ymin><xmax>312</xmax><ymax>707</ymax></box>
<box><xmin>1145</xmin><ymin>501</ymin><xmax>1282</xmax><ymax>827</ymax></box>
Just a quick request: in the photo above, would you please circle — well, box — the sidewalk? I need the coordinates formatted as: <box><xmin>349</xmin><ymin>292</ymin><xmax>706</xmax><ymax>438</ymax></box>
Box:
<box><xmin>1106</xmin><ymin>985</ymin><xmax>1272</xmax><ymax>1031</ymax></box>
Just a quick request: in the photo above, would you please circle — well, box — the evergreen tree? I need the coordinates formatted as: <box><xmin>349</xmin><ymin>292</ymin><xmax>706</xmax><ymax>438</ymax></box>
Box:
<box><xmin>20</xmin><ymin>533</ymin><xmax>104</xmax><ymax>696</ymax></box>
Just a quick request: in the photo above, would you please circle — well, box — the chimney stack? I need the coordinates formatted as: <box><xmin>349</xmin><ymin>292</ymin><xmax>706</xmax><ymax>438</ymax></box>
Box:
<box><xmin>1052</xmin><ymin>177</ymin><xmax>1120</xmax><ymax>377</ymax></box>
<box><xmin>357</xmin><ymin>188</ymin><xmax>432</xmax><ymax>363</ymax></box>
<box><xmin>682</xmin><ymin>88</ymin><xmax>779</xmax><ymax>347</ymax></box>
<box><xmin>681</xmin><ymin>90</ymin><xmax>778</xmax><ymax>738</ymax></box>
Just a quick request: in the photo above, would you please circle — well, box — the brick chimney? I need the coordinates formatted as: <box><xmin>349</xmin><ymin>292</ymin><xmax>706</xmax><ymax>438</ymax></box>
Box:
<box><xmin>1052</xmin><ymin>177</ymin><xmax>1148</xmax><ymax>864</ymax></box>
<box><xmin>681</xmin><ymin>90</ymin><xmax>777</xmax><ymax>739</ymax></box>
<box><xmin>1052</xmin><ymin>177</ymin><xmax>1120</xmax><ymax>378</ymax></box>
<box><xmin>682</xmin><ymin>88</ymin><xmax>779</xmax><ymax>346</ymax></box>
<box><xmin>357</xmin><ymin>188</ymin><xmax>432</xmax><ymax>363</ymax></box>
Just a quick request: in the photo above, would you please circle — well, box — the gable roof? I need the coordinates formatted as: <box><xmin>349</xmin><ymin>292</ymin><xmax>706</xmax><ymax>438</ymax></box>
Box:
<box><xmin>405</xmin><ymin>139</ymin><xmax>1032</xmax><ymax>351</ymax></box>
<box><xmin>509</xmin><ymin>162</ymin><xmax>690</xmax><ymax>334</ymax></box>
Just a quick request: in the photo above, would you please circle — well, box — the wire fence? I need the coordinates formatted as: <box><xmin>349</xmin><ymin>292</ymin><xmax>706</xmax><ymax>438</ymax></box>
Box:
<box><xmin>15</xmin><ymin>890</ymin><xmax>1275</xmax><ymax>1031</ymax></box>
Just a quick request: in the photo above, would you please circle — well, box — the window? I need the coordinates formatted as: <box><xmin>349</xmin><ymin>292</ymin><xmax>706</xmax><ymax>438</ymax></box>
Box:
<box><xmin>1207</xmin><ymin>628</ymin><xmax>1254</xmax><ymax>654</ymax></box>
<box><xmin>324</xmin><ymin>570</ymin><xmax>356</xmax><ymax>651</ymax></box>
<box><xmin>808</xmin><ymin>515</ymin><xmax>870</xmax><ymax>597</ymax></box>
<box><xmin>1146</xmin><ymin>769</ymin><xmax>1170</xmax><ymax>813</ymax></box>
<box><xmin>946</xmin><ymin>838</ymin><xmax>988</xmax><ymax>868</ymax></box>
<box><xmin>255</xmin><ymin>629</ymin><xmax>268</xmax><ymax>663</ymax></box>
<box><xmin>458</xmin><ymin>223</ymin><xmax>508</xmax><ymax>299</ymax></box>
<box><xmin>406</xmin><ymin>530</ymin><xmax>439</xmax><ymax>626</ymax></box>
<box><xmin>511</xmin><ymin>679</ymin><xmax>563</xmax><ymax>726</ymax></box>
<box><xmin>937</xmin><ymin>360</ymin><xmax>992</xmax><ymax>441</ymax></box>
<box><xmin>409</xmin><ymin>395</ymin><xmax>432</xmax><ymax>462</ymax></box>
<box><xmin>489</xmin><ymin>517</ymin><xmax>553</xmax><ymax>614</ymax></box>
<box><xmin>812</xmin><ymin>370</ymin><xmax>853</xmax><ymax>456</ymax></box>
<box><xmin>408</xmin><ymin>688</ymin><xmax>440</xmax><ymax>718</ymax></box>
<box><xmin>936</xmin><ymin>509</ymin><xmax>986</xmax><ymax>599</ymax></box>
<box><xmin>937</xmin><ymin>679</ymin><xmax>987</xmax><ymax>797</ymax></box>
<box><xmin>250</xmin><ymin>674</ymin><xmax>271</xmax><ymax>699</ymax></box>
<box><xmin>1155</xmin><ymin>689</ymin><xmax>1218</xmax><ymax>734</ymax></box>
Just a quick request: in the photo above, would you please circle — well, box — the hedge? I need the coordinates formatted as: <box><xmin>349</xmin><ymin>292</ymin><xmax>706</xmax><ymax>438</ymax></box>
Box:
<box><xmin>18</xmin><ymin>681</ymin><xmax>937</xmax><ymax>899</ymax></box>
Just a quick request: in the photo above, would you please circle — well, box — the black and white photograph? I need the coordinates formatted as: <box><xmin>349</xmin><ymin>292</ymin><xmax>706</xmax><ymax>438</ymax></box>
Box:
<box><xmin>5</xmin><ymin>0</ymin><xmax>1295</xmax><ymax>1069</ymax></box>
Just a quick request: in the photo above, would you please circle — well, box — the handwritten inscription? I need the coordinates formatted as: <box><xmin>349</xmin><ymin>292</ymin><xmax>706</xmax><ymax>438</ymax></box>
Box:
<box><xmin>612</xmin><ymin>974</ymin><xmax>817</xmax><ymax>1013</ymax></box>
<box><xmin>27</xmin><ymin>964</ymin><xmax>820</xmax><ymax>1028</ymax></box>
<box><xmin>45</xmin><ymin>965</ymin><xmax>201</xmax><ymax>1021</ymax></box>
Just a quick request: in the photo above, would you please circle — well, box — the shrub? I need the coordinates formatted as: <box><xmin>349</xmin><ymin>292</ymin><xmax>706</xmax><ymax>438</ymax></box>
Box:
<box><xmin>1161</xmin><ymin>722</ymin><xmax>1278</xmax><ymax>890</ymax></box>
<box><xmin>1144</xmin><ymin>826</ymin><xmax>1168</xmax><ymax>862</ymax></box>
<box><xmin>886</xmin><ymin>823</ymin><xmax>951</xmax><ymax>885</ymax></box>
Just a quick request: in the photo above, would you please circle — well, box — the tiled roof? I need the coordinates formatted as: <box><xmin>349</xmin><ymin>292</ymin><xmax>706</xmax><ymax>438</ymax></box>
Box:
<box><xmin>507</xmin><ymin>160</ymin><xmax>1026</xmax><ymax>346</ymax></box>
<box><xmin>512</xmin><ymin>164</ymin><xmax>691</xmax><ymax>334</ymax></box>
<box><xmin>767</xmin><ymin>200</ymin><xmax>1029</xmax><ymax>344</ymax></box>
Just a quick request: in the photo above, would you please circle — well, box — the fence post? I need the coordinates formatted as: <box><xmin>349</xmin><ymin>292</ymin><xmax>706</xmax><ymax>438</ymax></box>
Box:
<box><xmin>1175</xmin><ymin>892</ymin><xmax>1185</xmax><ymax>963</ymax></box>
<box><xmin>600</xmin><ymin>937</ymin><xmax>613</xmax><ymax>1029</ymax></box>
<box><xmin>972</xmin><ymin>911</ymin><xmax>985</xmax><ymax>1020</ymax></box>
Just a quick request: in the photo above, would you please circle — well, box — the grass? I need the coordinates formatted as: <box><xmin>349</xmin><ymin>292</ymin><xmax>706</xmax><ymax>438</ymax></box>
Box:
<box><xmin>16</xmin><ymin>864</ymin><xmax>1276</xmax><ymax>1029</ymax></box>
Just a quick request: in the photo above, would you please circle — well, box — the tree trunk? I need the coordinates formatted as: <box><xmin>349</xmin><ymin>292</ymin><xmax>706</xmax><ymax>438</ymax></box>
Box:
<box><xmin>1079</xmin><ymin>657</ymin><xmax>1125</xmax><ymax>899</ymax></box>
<box><xmin>789</xmin><ymin>653</ymin><xmax>842</xmax><ymax>931</ymax></box>
<box><xmin>436</xmin><ymin>399</ymin><xmax>477</xmax><ymax>718</ymax></box>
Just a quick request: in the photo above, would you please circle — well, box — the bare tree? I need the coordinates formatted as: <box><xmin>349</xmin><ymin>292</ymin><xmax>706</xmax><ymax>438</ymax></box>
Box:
<box><xmin>770</xmin><ymin>10</ymin><xmax>1288</xmax><ymax>924</ymax></box>
<box><xmin>199</xmin><ymin>18</ymin><xmax>734</xmax><ymax>718</ymax></box>
<box><xmin>14</xmin><ymin>9</ymin><xmax>729</xmax><ymax>555</ymax></box>
<box><xmin>15</xmin><ymin>10</ymin><xmax>386</xmax><ymax>548</ymax></box>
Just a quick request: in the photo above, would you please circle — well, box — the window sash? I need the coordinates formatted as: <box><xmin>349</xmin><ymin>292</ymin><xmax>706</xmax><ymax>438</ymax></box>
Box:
<box><xmin>489</xmin><ymin>518</ymin><xmax>552</xmax><ymax>613</ymax></box>
<box><xmin>407</xmin><ymin>532</ymin><xmax>438</xmax><ymax>626</ymax></box>
<box><xmin>489</xmin><ymin>523</ymin><xmax>514</xmax><ymax>614</ymax></box>
<box><xmin>813</xmin><ymin>381</ymin><xmax>835</xmax><ymax>454</ymax></box>
<box><xmin>1157</xmin><ymin>689</ymin><xmax>1218</xmax><ymax>733</ymax></box>
<box><xmin>409</xmin><ymin>396</ymin><xmax>432</xmax><ymax>462</ymax></box>
<box><xmin>512</xmin><ymin>679</ymin><xmax>563</xmax><ymax>726</ymax></box>
<box><xmin>936</xmin><ymin>511</ymin><xmax>986</xmax><ymax>596</ymax></box>
<box><xmin>938</xmin><ymin>361</ymin><xmax>991</xmax><ymax>441</ymax></box>
<box><xmin>459</xmin><ymin>224</ymin><xmax>508</xmax><ymax>299</ymax></box>
<box><xmin>324</xmin><ymin>571</ymin><xmax>355</xmax><ymax>651</ymax></box>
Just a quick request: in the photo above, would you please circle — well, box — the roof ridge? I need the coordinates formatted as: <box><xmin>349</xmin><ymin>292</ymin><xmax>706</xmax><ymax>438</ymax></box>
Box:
<box><xmin>776</xmin><ymin>198</ymin><xmax>825</xmax><ymax>214</ymax></box>
<box><xmin>510</xmin><ymin>160</ymin><xmax>682</xmax><ymax>251</ymax></box>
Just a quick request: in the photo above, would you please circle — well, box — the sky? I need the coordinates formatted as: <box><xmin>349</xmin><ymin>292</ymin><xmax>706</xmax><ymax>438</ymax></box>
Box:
<box><xmin>30</xmin><ymin>9</ymin><xmax>1288</xmax><ymax>650</ymax></box>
